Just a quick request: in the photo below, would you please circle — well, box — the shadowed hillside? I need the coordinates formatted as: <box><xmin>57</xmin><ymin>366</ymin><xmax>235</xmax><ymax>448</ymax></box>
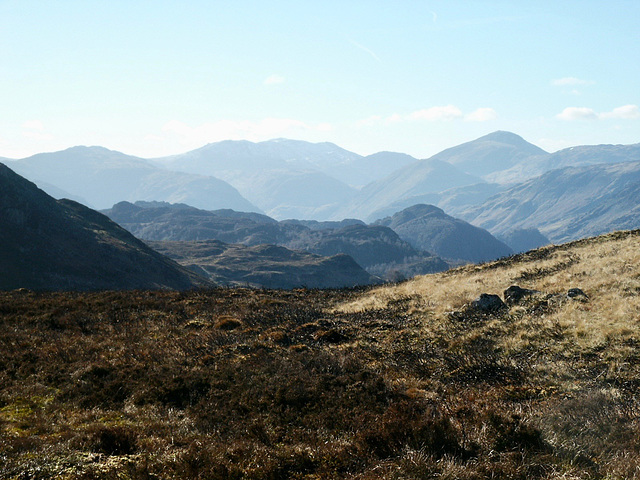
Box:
<box><xmin>0</xmin><ymin>163</ymin><xmax>210</xmax><ymax>291</ymax></box>
<box><xmin>3</xmin><ymin>229</ymin><xmax>640</xmax><ymax>478</ymax></box>
<box><xmin>104</xmin><ymin>201</ymin><xmax>450</xmax><ymax>281</ymax></box>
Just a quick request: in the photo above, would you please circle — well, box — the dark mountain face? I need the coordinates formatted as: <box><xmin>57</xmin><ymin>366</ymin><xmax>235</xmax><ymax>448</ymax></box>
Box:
<box><xmin>149</xmin><ymin>240</ymin><xmax>381</xmax><ymax>289</ymax></box>
<box><xmin>0</xmin><ymin>164</ymin><xmax>210</xmax><ymax>291</ymax></box>
<box><xmin>375</xmin><ymin>204</ymin><xmax>513</xmax><ymax>263</ymax></box>
<box><xmin>103</xmin><ymin>201</ymin><xmax>306</xmax><ymax>245</ymax></box>
<box><xmin>296</xmin><ymin>224</ymin><xmax>423</xmax><ymax>268</ymax></box>
<box><xmin>103</xmin><ymin>202</ymin><xmax>450</xmax><ymax>280</ymax></box>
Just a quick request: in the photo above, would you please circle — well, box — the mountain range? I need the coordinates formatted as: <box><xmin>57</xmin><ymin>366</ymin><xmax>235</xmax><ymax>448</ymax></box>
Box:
<box><xmin>5</xmin><ymin>146</ymin><xmax>259</xmax><ymax>212</ymax></box>
<box><xmin>0</xmin><ymin>166</ymin><xmax>385</xmax><ymax>290</ymax></box>
<box><xmin>102</xmin><ymin>201</ymin><xmax>451</xmax><ymax>281</ymax></box>
<box><xmin>4</xmin><ymin>130</ymin><xmax>640</xmax><ymax>286</ymax></box>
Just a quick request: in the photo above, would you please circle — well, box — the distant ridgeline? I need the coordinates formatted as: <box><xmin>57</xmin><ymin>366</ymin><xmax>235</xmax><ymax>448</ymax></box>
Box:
<box><xmin>4</xmin><ymin>131</ymin><xmax>640</xmax><ymax>289</ymax></box>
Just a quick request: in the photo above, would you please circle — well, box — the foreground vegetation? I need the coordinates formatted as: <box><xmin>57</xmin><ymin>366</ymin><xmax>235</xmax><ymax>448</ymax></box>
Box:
<box><xmin>2</xmin><ymin>231</ymin><xmax>640</xmax><ymax>479</ymax></box>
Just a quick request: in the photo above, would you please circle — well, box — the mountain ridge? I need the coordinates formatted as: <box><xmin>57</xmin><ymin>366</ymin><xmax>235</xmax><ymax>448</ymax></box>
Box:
<box><xmin>7</xmin><ymin>146</ymin><xmax>259</xmax><ymax>212</ymax></box>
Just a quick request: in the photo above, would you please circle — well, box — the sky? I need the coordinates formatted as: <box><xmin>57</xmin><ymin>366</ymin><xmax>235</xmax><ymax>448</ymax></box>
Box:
<box><xmin>0</xmin><ymin>0</ymin><xmax>639</xmax><ymax>159</ymax></box>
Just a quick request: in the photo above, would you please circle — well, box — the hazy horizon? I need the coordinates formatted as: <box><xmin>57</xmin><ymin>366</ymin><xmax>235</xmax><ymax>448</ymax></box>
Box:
<box><xmin>1</xmin><ymin>1</ymin><xmax>638</xmax><ymax>160</ymax></box>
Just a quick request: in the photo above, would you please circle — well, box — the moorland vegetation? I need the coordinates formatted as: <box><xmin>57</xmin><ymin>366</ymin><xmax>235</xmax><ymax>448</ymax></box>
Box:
<box><xmin>2</xmin><ymin>230</ymin><xmax>640</xmax><ymax>478</ymax></box>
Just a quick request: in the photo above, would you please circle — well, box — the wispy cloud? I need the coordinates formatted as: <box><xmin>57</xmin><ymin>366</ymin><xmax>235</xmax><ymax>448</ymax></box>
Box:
<box><xmin>557</xmin><ymin>104</ymin><xmax>639</xmax><ymax>121</ymax></box>
<box><xmin>556</xmin><ymin>107</ymin><xmax>598</xmax><ymax>121</ymax></box>
<box><xmin>264</xmin><ymin>74</ymin><xmax>285</xmax><ymax>85</ymax></box>
<box><xmin>349</xmin><ymin>39</ymin><xmax>382</xmax><ymax>63</ymax></box>
<box><xmin>600</xmin><ymin>104</ymin><xmax>640</xmax><ymax>120</ymax></box>
<box><xmin>357</xmin><ymin>105</ymin><xmax>497</xmax><ymax>126</ymax></box>
<box><xmin>464</xmin><ymin>108</ymin><xmax>498</xmax><ymax>122</ymax></box>
<box><xmin>552</xmin><ymin>77</ymin><xmax>595</xmax><ymax>87</ymax></box>
<box><xmin>411</xmin><ymin>105</ymin><xmax>463</xmax><ymax>121</ymax></box>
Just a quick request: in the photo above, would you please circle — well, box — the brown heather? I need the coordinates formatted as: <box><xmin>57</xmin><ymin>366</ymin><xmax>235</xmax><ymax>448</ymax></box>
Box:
<box><xmin>2</xmin><ymin>230</ymin><xmax>640</xmax><ymax>478</ymax></box>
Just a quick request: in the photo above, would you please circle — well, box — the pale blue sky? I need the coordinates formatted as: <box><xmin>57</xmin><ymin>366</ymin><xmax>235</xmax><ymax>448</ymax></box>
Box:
<box><xmin>1</xmin><ymin>0</ymin><xmax>638</xmax><ymax>159</ymax></box>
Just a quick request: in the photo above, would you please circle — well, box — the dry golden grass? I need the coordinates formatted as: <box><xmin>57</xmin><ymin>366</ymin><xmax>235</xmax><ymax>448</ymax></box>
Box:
<box><xmin>336</xmin><ymin>230</ymin><xmax>640</xmax><ymax>355</ymax></box>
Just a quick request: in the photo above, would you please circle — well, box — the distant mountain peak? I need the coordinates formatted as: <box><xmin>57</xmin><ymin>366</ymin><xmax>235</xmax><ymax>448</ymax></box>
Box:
<box><xmin>478</xmin><ymin>130</ymin><xmax>530</xmax><ymax>145</ymax></box>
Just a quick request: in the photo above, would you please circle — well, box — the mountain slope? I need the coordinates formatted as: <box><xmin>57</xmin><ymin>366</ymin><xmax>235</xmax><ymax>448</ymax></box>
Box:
<box><xmin>0</xmin><ymin>163</ymin><xmax>210</xmax><ymax>291</ymax></box>
<box><xmin>375</xmin><ymin>204</ymin><xmax>513</xmax><ymax>262</ymax></box>
<box><xmin>429</xmin><ymin>130</ymin><xmax>548</xmax><ymax>178</ymax></box>
<box><xmin>333</xmin><ymin>159</ymin><xmax>481</xmax><ymax>221</ymax></box>
<box><xmin>103</xmin><ymin>201</ymin><xmax>449</xmax><ymax>280</ymax></box>
<box><xmin>8</xmin><ymin>146</ymin><xmax>258</xmax><ymax>211</ymax></box>
<box><xmin>468</xmin><ymin>160</ymin><xmax>640</xmax><ymax>242</ymax></box>
<box><xmin>486</xmin><ymin>142</ymin><xmax>640</xmax><ymax>183</ymax></box>
<box><xmin>153</xmin><ymin>139</ymin><xmax>385</xmax><ymax>220</ymax></box>
<box><xmin>5</xmin><ymin>230</ymin><xmax>640</xmax><ymax>477</ymax></box>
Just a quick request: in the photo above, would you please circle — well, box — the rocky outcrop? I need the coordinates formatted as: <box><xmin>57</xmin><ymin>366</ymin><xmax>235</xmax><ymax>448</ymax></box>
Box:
<box><xmin>471</xmin><ymin>294</ymin><xmax>507</xmax><ymax>313</ymax></box>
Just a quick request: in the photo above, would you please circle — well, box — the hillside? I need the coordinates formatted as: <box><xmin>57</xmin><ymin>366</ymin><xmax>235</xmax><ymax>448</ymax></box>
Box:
<box><xmin>6</xmin><ymin>146</ymin><xmax>258</xmax><ymax>212</ymax></box>
<box><xmin>374</xmin><ymin>204</ymin><xmax>513</xmax><ymax>262</ymax></box>
<box><xmin>3</xmin><ymin>230</ymin><xmax>640</xmax><ymax>478</ymax></box>
<box><xmin>486</xmin><ymin>142</ymin><xmax>640</xmax><ymax>184</ymax></box>
<box><xmin>149</xmin><ymin>240</ymin><xmax>380</xmax><ymax>289</ymax></box>
<box><xmin>467</xmin><ymin>160</ymin><xmax>640</xmax><ymax>242</ymax></box>
<box><xmin>331</xmin><ymin>158</ymin><xmax>481</xmax><ymax>221</ymax></box>
<box><xmin>0</xmin><ymin>163</ymin><xmax>210</xmax><ymax>291</ymax></box>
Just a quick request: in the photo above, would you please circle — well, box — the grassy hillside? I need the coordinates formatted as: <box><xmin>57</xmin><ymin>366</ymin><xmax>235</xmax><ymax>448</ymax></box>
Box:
<box><xmin>2</xmin><ymin>231</ymin><xmax>640</xmax><ymax>478</ymax></box>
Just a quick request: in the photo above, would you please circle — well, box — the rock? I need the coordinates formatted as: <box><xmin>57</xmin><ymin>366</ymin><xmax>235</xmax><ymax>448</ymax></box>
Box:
<box><xmin>471</xmin><ymin>293</ymin><xmax>507</xmax><ymax>313</ymax></box>
<box><xmin>503</xmin><ymin>285</ymin><xmax>540</xmax><ymax>306</ymax></box>
<box><xmin>567</xmin><ymin>288</ymin><xmax>588</xmax><ymax>301</ymax></box>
